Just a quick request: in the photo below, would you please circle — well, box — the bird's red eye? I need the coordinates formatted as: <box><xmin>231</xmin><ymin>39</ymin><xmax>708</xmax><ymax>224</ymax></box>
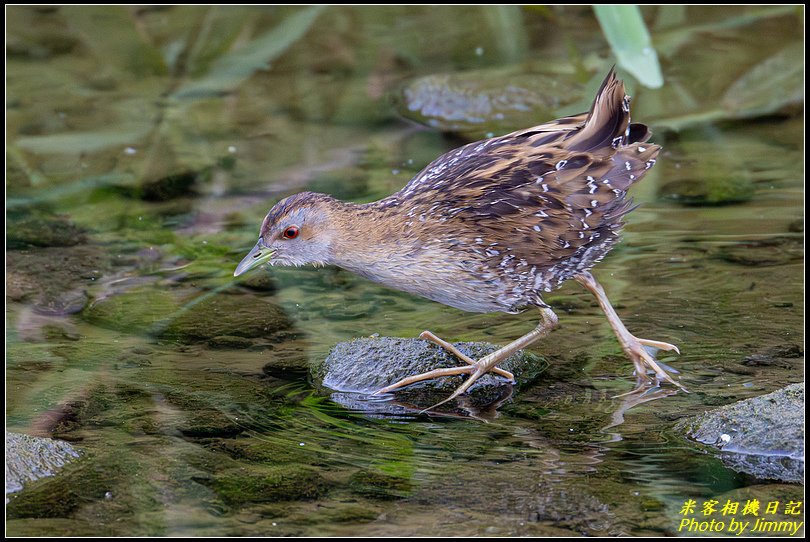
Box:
<box><xmin>282</xmin><ymin>226</ymin><xmax>299</xmax><ymax>240</ymax></box>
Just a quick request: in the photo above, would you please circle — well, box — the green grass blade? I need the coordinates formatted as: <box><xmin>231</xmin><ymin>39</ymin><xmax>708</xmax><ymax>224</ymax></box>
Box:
<box><xmin>174</xmin><ymin>5</ymin><xmax>325</xmax><ymax>98</ymax></box>
<box><xmin>594</xmin><ymin>5</ymin><xmax>663</xmax><ymax>88</ymax></box>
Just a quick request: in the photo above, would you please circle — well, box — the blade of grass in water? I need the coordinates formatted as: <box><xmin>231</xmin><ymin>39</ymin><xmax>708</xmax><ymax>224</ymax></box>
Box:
<box><xmin>174</xmin><ymin>5</ymin><xmax>325</xmax><ymax>98</ymax></box>
<box><xmin>594</xmin><ymin>5</ymin><xmax>663</xmax><ymax>89</ymax></box>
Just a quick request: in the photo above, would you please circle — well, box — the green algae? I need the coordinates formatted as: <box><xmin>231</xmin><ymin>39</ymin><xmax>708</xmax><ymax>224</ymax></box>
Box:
<box><xmin>209</xmin><ymin>466</ymin><xmax>332</xmax><ymax>505</ymax></box>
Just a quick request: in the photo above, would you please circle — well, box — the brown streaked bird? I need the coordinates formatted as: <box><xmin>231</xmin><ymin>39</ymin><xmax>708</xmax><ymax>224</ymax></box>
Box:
<box><xmin>235</xmin><ymin>69</ymin><xmax>686</xmax><ymax>408</ymax></box>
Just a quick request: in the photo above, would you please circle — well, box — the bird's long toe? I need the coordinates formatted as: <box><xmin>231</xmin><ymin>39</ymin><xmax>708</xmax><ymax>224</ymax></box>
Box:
<box><xmin>625</xmin><ymin>337</ymin><xmax>687</xmax><ymax>392</ymax></box>
<box><xmin>418</xmin><ymin>330</ymin><xmax>515</xmax><ymax>380</ymax></box>
<box><xmin>637</xmin><ymin>337</ymin><xmax>680</xmax><ymax>355</ymax></box>
<box><xmin>373</xmin><ymin>366</ymin><xmax>475</xmax><ymax>395</ymax></box>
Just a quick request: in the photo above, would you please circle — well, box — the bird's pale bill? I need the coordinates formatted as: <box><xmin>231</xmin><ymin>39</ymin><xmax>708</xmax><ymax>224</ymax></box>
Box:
<box><xmin>234</xmin><ymin>238</ymin><xmax>275</xmax><ymax>277</ymax></box>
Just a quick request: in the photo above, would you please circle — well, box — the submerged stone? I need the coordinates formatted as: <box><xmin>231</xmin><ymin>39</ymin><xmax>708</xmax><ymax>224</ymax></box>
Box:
<box><xmin>678</xmin><ymin>383</ymin><xmax>804</xmax><ymax>483</ymax></box>
<box><xmin>348</xmin><ymin>468</ymin><xmax>413</xmax><ymax>500</ymax></box>
<box><xmin>315</xmin><ymin>336</ymin><xmax>546</xmax><ymax>408</ymax></box>
<box><xmin>741</xmin><ymin>344</ymin><xmax>803</xmax><ymax>368</ymax></box>
<box><xmin>82</xmin><ymin>287</ymin><xmax>181</xmax><ymax>336</ymax></box>
<box><xmin>714</xmin><ymin>236</ymin><xmax>803</xmax><ymax>267</ymax></box>
<box><xmin>7</xmin><ymin>212</ymin><xmax>87</xmax><ymax>249</ymax></box>
<box><xmin>139</xmin><ymin>170</ymin><xmax>201</xmax><ymax>202</ymax></box>
<box><xmin>160</xmin><ymin>294</ymin><xmax>293</xmax><ymax>344</ymax></box>
<box><xmin>658</xmin><ymin>178</ymin><xmax>754</xmax><ymax>206</ymax></box>
<box><xmin>398</xmin><ymin>69</ymin><xmax>584</xmax><ymax>138</ymax></box>
<box><xmin>5</xmin><ymin>433</ymin><xmax>80</xmax><ymax>499</ymax></box>
<box><xmin>177</xmin><ymin>410</ymin><xmax>244</xmax><ymax>438</ymax></box>
<box><xmin>8</xmin><ymin>249</ymin><xmax>100</xmax><ymax>305</ymax></box>
<box><xmin>207</xmin><ymin>335</ymin><xmax>255</xmax><ymax>349</ymax></box>
<box><xmin>237</xmin><ymin>272</ymin><xmax>278</xmax><ymax>293</ymax></box>
<box><xmin>32</xmin><ymin>289</ymin><xmax>88</xmax><ymax>316</ymax></box>
<box><xmin>209</xmin><ymin>465</ymin><xmax>331</xmax><ymax>505</ymax></box>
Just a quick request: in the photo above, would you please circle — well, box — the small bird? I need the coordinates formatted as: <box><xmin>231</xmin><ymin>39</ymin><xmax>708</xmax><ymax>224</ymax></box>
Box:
<box><xmin>235</xmin><ymin>69</ymin><xmax>685</xmax><ymax>407</ymax></box>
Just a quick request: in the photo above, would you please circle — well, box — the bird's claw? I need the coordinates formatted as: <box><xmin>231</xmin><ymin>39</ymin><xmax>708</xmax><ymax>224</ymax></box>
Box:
<box><xmin>625</xmin><ymin>336</ymin><xmax>687</xmax><ymax>393</ymax></box>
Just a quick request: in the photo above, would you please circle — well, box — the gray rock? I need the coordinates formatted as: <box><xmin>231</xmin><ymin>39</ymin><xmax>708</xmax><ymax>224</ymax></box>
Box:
<box><xmin>398</xmin><ymin>69</ymin><xmax>584</xmax><ymax>139</ymax></box>
<box><xmin>315</xmin><ymin>336</ymin><xmax>546</xmax><ymax>409</ymax></box>
<box><xmin>5</xmin><ymin>433</ymin><xmax>80</xmax><ymax>499</ymax></box>
<box><xmin>678</xmin><ymin>383</ymin><xmax>804</xmax><ymax>483</ymax></box>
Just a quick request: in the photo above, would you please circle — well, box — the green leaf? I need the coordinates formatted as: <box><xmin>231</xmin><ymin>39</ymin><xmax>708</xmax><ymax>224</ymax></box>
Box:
<box><xmin>594</xmin><ymin>5</ymin><xmax>663</xmax><ymax>89</ymax></box>
<box><xmin>174</xmin><ymin>6</ymin><xmax>325</xmax><ymax>98</ymax></box>
<box><xmin>655</xmin><ymin>5</ymin><xmax>797</xmax><ymax>59</ymax></box>
<box><xmin>482</xmin><ymin>6</ymin><xmax>528</xmax><ymax>63</ymax></box>
<box><xmin>14</xmin><ymin>128</ymin><xmax>152</xmax><ymax>155</ymax></box>
<box><xmin>721</xmin><ymin>42</ymin><xmax>803</xmax><ymax>117</ymax></box>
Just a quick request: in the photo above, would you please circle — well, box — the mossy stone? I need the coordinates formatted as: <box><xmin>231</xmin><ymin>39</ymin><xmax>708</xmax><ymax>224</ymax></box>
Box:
<box><xmin>82</xmin><ymin>288</ymin><xmax>181</xmax><ymax>336</ymax></box>
<box><xmin>210</xmin><ymin>466</ymin><xmax>330</xmax><ymax>505</ymax></box>
<box><xmin>207</xmin><ymin>335</ymin><xmax>254</xmax><ymax>349</ymax></box>
<box><xmin>5</xmin><ymin>433</ymin><xmax>80</xmax><ymax>498</ymax></box>
<box><xmin>6</xmin><ymin>451</ymin><xmax>133</xmax><ymax>519</ymax></box>
<box><xmin>177</xmin><ymin>410</ymin><xmax>244</xmax><ymax>438</ymax></box>
<box><xmin>160</xmin><ymin>294</ymin><xmax>292</xmax><ymax>343</ymax></box>
<box><xmin>348</xmin><ymin>469</ymin><xmax>413</xmax><ymax>500</ymax></box>
<box><xmin>205</xmin><ymin>439</ymin><xmax>309</xmax><ymax>465</ymax></box>
<box><xmin>7</xmin><ymin>213</ymin><xmax>87</xmax><ymax>249</ymax></box>
<box><xmin>677</xmin><ymin>383</ymin><xmax>804</xmax><ymax>483</ymax></box>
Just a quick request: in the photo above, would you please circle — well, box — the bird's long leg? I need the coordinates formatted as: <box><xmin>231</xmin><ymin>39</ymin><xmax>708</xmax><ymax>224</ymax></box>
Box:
<box><xmin>419</xmin><ymin>330</ymin><xmax>514</xmax><ymax>381</ymax></box>
<box><xmin>574</xmin><ymin>271</ymin><xmax>686</xmax><ymax>392</ymax></box>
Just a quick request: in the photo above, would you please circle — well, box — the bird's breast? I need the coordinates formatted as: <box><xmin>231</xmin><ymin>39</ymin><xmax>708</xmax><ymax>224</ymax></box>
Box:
<box><xmin>331</xmin><ymin>239</ymin><xmax>517</xmax><ymax>313</ymax></box>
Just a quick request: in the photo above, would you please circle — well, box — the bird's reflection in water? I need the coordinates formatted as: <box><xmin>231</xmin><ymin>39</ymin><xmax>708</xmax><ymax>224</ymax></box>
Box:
<box><xmin>601</xmin><ymin>385</ymin><xmax>681</xmax><ymax>437</ymax></box>
<box><xmin>328</xmin><ymin>383</ymin><xmax>515</xmax><ymax>422</ymax></box>
<box><xmin>329</xmin><ymin>381</ymin><xmax>681</xmax><ymax>430</ymax></box>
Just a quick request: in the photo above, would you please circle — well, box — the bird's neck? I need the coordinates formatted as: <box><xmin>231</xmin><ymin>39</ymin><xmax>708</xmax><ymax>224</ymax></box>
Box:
<box><xmin>325</xmin><ymin>198</ymin><xmax>420</xmax><ymax>282</ymax></box>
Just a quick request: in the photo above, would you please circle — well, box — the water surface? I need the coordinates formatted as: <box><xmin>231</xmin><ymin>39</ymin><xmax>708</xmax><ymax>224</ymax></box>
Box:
<box><xmin>6</xmin><ymin>5</ymin><xmax>804</xmax><ymax>536</ymax></box>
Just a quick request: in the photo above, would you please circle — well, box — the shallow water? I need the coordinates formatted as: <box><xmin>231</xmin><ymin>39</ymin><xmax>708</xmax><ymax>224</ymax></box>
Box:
<box><xmin>6</xmin><ymin>6</ymin><xmax>804</xmax><ymax>536</ymax></box>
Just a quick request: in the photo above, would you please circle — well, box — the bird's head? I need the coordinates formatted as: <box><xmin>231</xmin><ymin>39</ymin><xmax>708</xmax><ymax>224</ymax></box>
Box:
<box><xmin>234</xmin><ymin>192</ymin><xmax>337</xmax><ymax>276</ymax></box>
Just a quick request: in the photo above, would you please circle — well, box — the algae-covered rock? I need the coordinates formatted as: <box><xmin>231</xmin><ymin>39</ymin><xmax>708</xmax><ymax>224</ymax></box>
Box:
<box><xmin>398</xmin><ymin>69</ymin><xmax>584</xmax><ymax>139</ymax></box>
<box><xmin>237</xmin><ymin>271</ymin><xmax>278</xmax><ymax>293</ymax></box>
<box><xmin>658</xmin><ymin>178</ymin><xmax>754</xmax><ymax>206</ymax></box>
<box><xmin>714</xmin><ymin>236</ymin><xmax>803</xmax><ymax>267</ymax></box>
<box><xmin>655</xmin><ymin>133</ymin><xmax>776</xmax><ymax>207</ymax></box>
<box><xmin>207</xmin><ymin>335</ymin><xmax>255</xmax><ymax>349</ymax></box>
<box><xmin>678</xmin><ymin>383</ymin><xmax>804</xmax><ymax>483</ymax></box>
<box><xmin>31</xmin><ymin>289</ymin><xmax>89</xmax><ymax>316</ymax></box>
<box><xmin>6</xmin><ymin>212</ymin><xmax>87</xmax><ymax>249</ymax></box>
<box><xmin>6</xmin><ymin>445</ymin><xmax>136</xmax><ymax>520</ymax></box>
<box><xmin>139</xmin><ymin>170</ymin><xmax>200</xmax><ymax>202</ymax></box>
<box><xmin>657</xmin><ymin>140</ymin><xmax>755</xmax><ymax>206</ymax></box>
<box><xmin>315</xmin><ymin>336</ymin><xmax>546</xmax><ymax>407</ymax></box>
<box><xmin>209</xmin><ymin>465</ymin><xmax>331</xmax><ymax>505</ymax></box>
<box><xmin>7</xmin><ymin>246</ymin><xmax>107</xmax><ymax>306</ymax></box>
<box><xmin>5</xmin><ymin>433</ymin><xmax>81</xmax><ymax>498</ymax></box>
<box><xmin>741</xmin><ymin>344</ymin><xmax>803</xmax><ymax>368</ymax></box>
<box><xmin>205</xmin><ymin>438</ymin><xmax>310</xmax><ymax>465</ymax></box>
<box><xmin>82</xmin><ymin>287</ymin><xmax>181</xmax><ymax>336</ymax></box>
<box><xmin>160</xmin><ymin>294</ymin><xmax>293</xmax><ymax>343</ymax></box>
<box><xmin>348</xmin><ymin>468</ymin><xmax>412</xmax><ymax>500</ymax></box>
<box><xmin>177</xmin><ymin>410</ymin><xmax>244</xmax><ymax>438</ymax></box>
